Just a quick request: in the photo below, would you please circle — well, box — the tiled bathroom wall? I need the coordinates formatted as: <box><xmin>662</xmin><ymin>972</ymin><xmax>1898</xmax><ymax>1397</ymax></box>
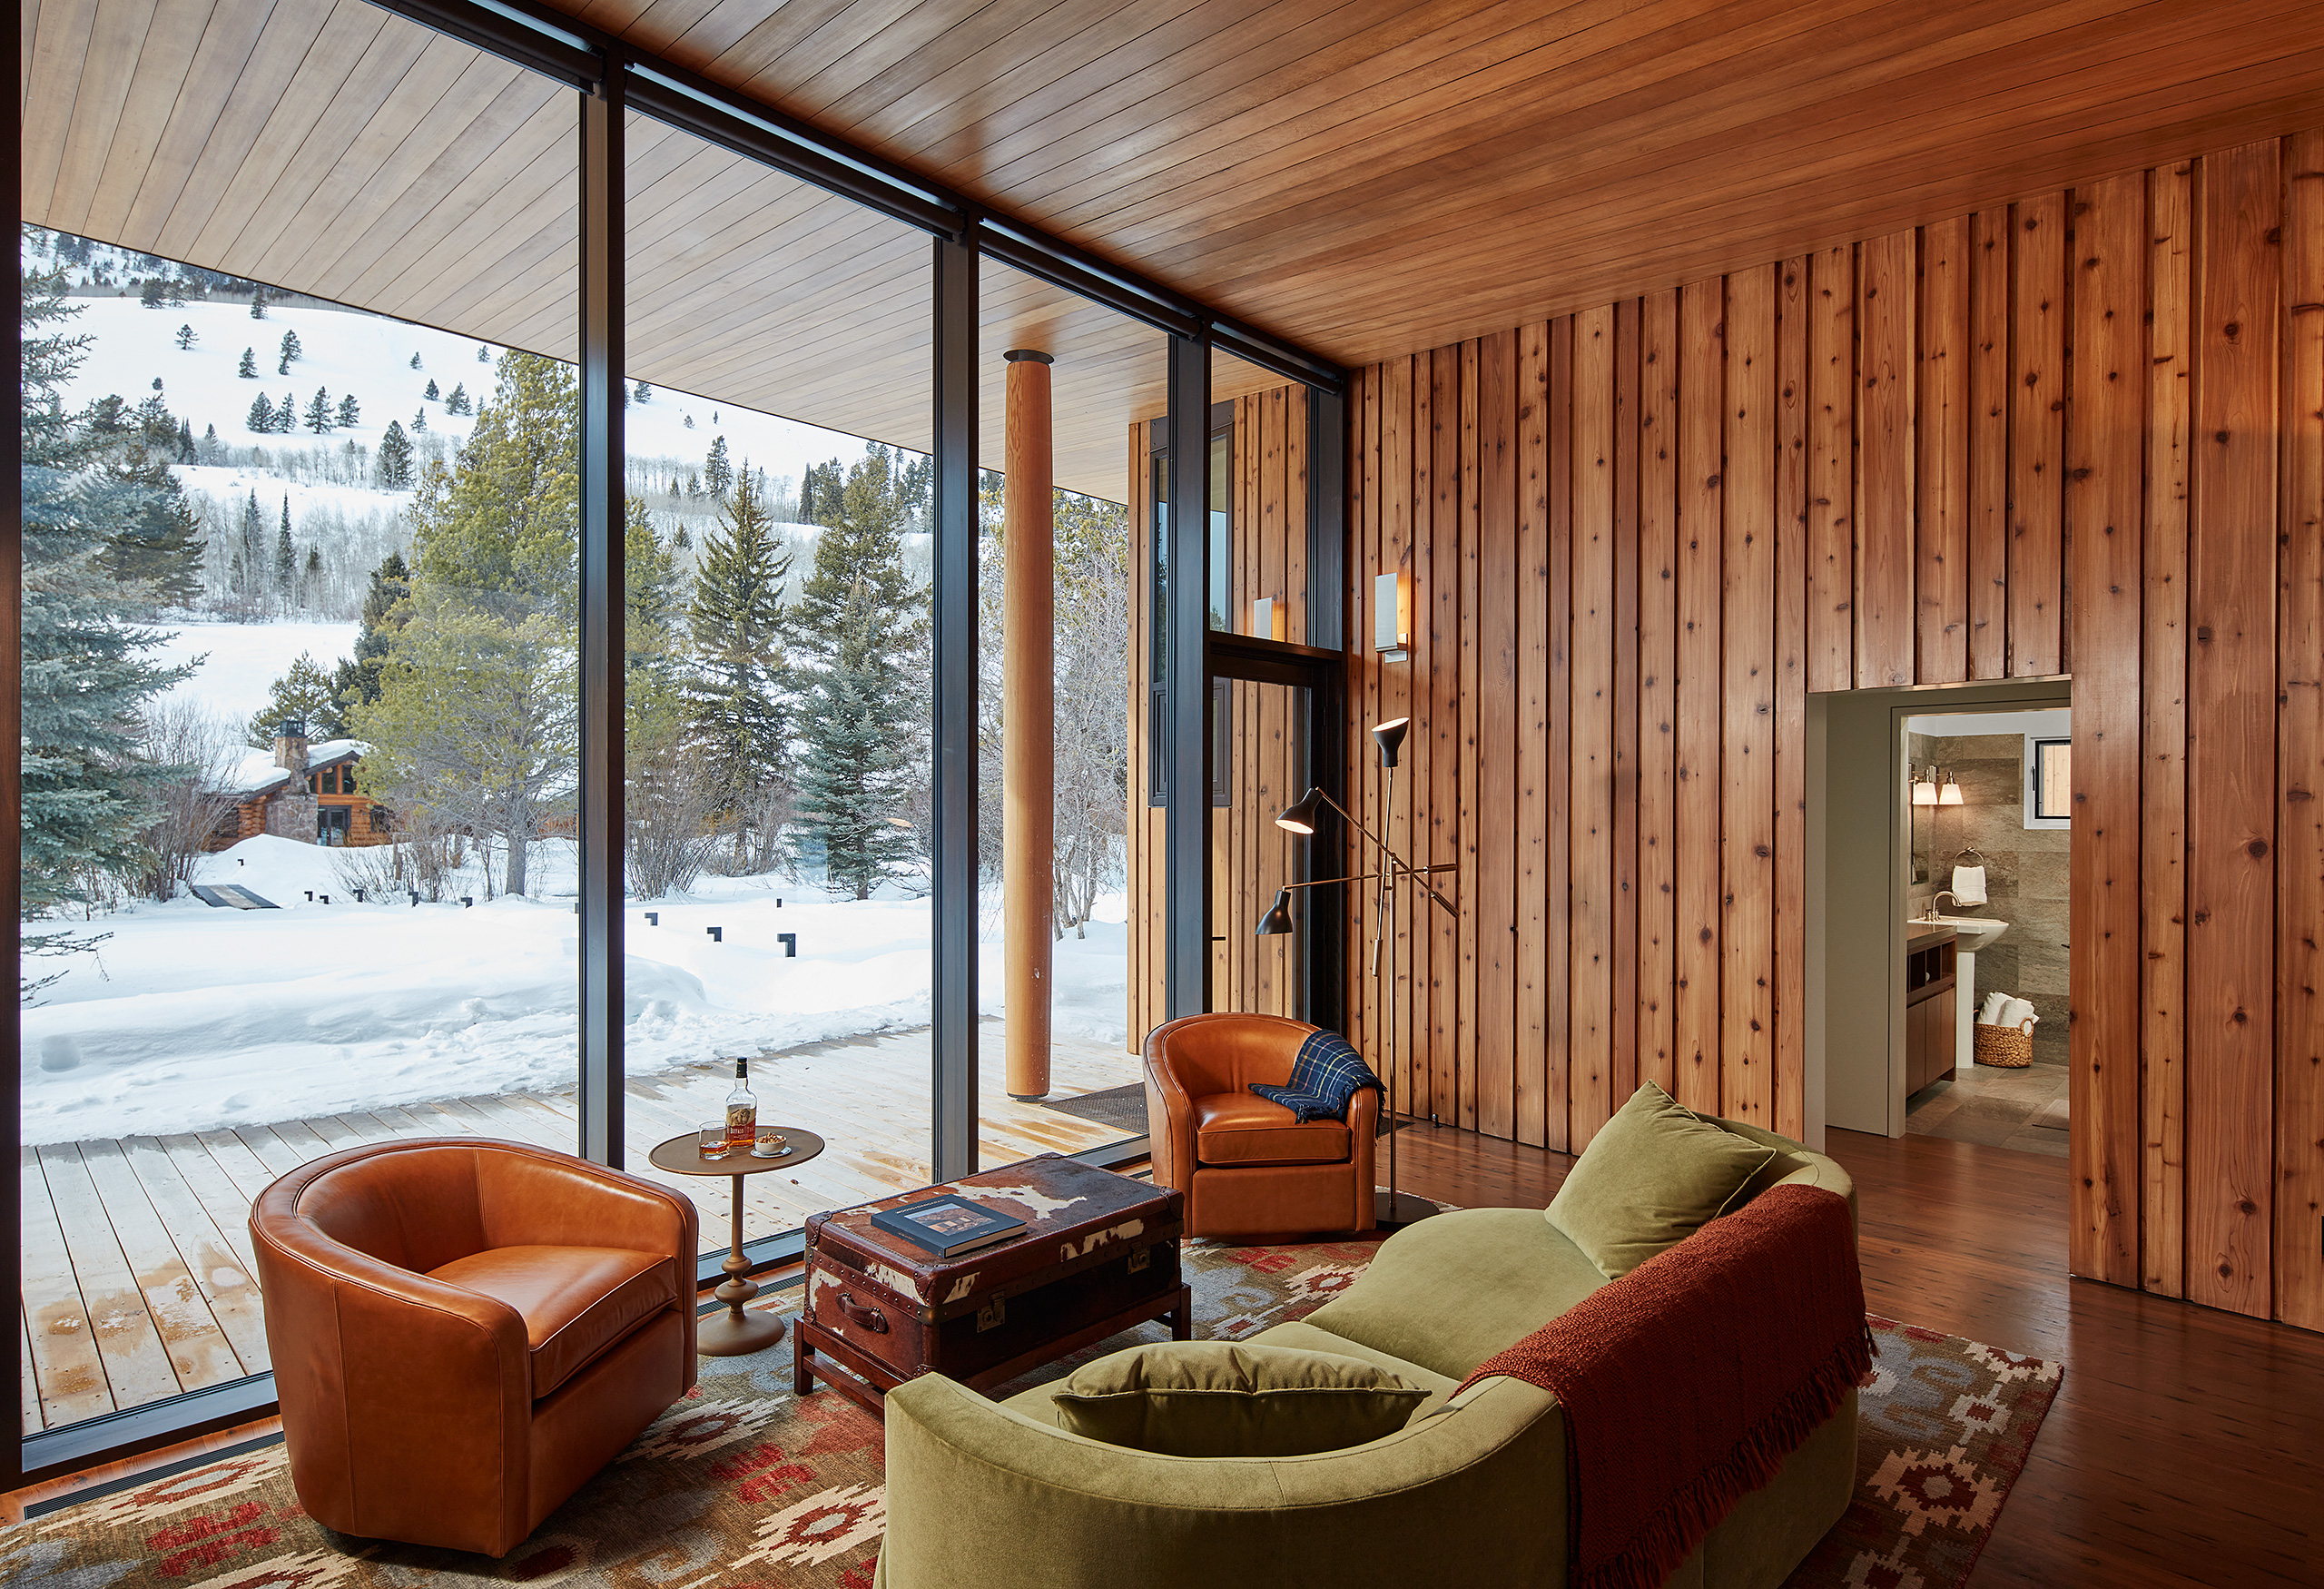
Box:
<box><xmin>1906</xmin><ymin>732</ymin><xmax>2069</xmax><ymax>1067</ymax></box>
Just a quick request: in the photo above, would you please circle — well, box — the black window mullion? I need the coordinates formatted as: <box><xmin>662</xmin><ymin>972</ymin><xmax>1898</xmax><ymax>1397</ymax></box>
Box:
<box><xmin>930</xmin><ymin>234</ymin><xmax>980</xmax><ymax>1181</ymax></box>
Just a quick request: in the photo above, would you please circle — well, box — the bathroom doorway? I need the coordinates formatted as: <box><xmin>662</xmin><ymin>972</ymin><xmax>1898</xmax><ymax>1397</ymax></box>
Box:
<box><xmin>1807</xmin><ymin>679</ymin><xmax>2071</xmax><ymax>1145</ymax></box>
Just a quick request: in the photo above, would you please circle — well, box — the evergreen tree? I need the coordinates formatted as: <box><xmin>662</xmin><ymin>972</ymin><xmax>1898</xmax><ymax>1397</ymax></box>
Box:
<box><xmin>238</xmin><ymin>347</ymin><xmax>257</xmax><ymax>378</ymax></box>
<box><xmin>304</xmin><ymin>388</ymin><xmax>333</xmax><ymax>434</ymax></box>
<box><xmin>99</xmin><ymin>435</ymin><xmax>206</xmax><ymax>607</ymax></box>
<box><xmin>424</xmin><ymin>378</ymin><xmax>439</xmax><ymax>401</ymax></box>
<box><xmin>273</xmin><ymin>392</ymin><xmax>295</xmax><ymax>434</ymax></box>
<box><xmin>704</xmin><ymin>435</ymin><xmax>733</xmax><ymax>499</ymax></box>
<box><xmin>236</xmin><ymin>491</ymin><xmax>266</xmax><ymax>604</ymax></box>
<box><xmin>173</xmin><ymin>323</ymin><xmax>197</xmax><ymax>350</ymax></box>
<box><xmin>409</xmin><ymin>352</ymin><xmax>422</xmax><ymax>370</ymax></box>
<box><xmin>445</xmin><ymin>381</ymin><xmax>470</xmax><ymax>415</ymax></box>
<box><xmin>330</xmin><ymin>551</ymin><xmax>412</xmax><ymax>711</ymax></box>
<box><xmin>477</xmin><ymin>343</ymin><xmax>490</xmax><ymax>361</ymax></box>
<box><xmin>634</xmin><ymin>381</ymin><xmax>651</xmax><ymax>403</ymax></box>
<box><xmin>277</xmin><ymin>329</ymin><xmax>302</xmax><ymax>372</ymax></box>
<box><xmin>375</xmin><ymin>419</ymin><xmax>415</xmax><ymax>489</ymax></box>
<box><xmin>685</xmin><ymin>475</ymin><xmax>791</xmax><ymax>822</ymax></box>
<box><xmin>276</xmin><ymin>498</ymin><xmax>297</xmax><ymax>601</ymax></box>
<box><xmin>792</xmin><ymin>447</ymin><xmax>928</xmax><ymax>898</ymax></box>
<box><xmin>249</xmin><ymin>286</ymin><xmax>267</xmax><ymax>319</ymax></box>
<box><xmin>18</xmin><ymin>266</ymin><xmax>191</xmax><ymax>974</ymax></box>
<box><xmin>336</xmin><ymin>392</ymin><xmax>360</xmax><ymax>429</ymax></box>
<box><xmin>248</xmin><ymin>654</ymin><xmax>349</xmax><ymax>744</ymax></box>
<box><xmin>411</xmin><ymin>406</ymin><xmax>428</xmax><ymax>435</ymax></box>
<box><xmin>303</xmin><ymin>545</ymin><xmax>324</xmax><ymax>609</ymax></box>
<box><xmin>175</xmin><ymin>419</ymin><xmax>195</xmax><ymax>463</ymax></box>
<box><xmin>166</xmin><ymin>278</ymin><xmax>186</xmax><ymax>309</ymax></box>
<box><xmin>138</xmin><ymin>277</ymin><xmax>167</xmax><ymax>309</ymax></box>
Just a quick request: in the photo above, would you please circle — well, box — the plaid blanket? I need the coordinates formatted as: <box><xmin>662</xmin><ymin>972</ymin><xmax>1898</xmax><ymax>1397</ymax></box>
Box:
<box><xmin>1250</xmin><ymin>1029</ymin><xmax>1383</xmax><ymax>1122</ymax></box>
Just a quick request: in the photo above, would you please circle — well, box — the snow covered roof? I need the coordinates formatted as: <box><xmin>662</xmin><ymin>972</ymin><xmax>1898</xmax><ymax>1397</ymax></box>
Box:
<box><xmin>210</xmin><ymin>739</ymin><xmax>371</xmax><ymax>798</ymax></box>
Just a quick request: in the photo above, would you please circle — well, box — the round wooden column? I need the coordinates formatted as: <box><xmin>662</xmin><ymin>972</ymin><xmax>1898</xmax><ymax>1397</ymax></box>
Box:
<box><xmin>1003</xmin><ymin>350</ymin><xmax>1055</xmax><ymax>1100</ymax></box>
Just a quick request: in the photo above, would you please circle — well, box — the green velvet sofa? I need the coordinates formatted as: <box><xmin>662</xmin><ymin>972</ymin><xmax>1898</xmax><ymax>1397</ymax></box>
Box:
<box><xmin>875</xmin><ymin>1117</ymin><xmax>1857</xmax><ymax>1589</ymax></box>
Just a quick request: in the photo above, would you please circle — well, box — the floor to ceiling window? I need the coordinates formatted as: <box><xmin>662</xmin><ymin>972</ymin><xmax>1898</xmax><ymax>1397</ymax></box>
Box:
<box><xmin>16</xmin><ymin>8</ymin><xmax>580</xmax><ymax>1436</ymax></box>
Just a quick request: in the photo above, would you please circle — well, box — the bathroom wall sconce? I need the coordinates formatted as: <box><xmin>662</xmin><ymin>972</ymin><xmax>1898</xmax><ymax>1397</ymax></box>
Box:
<box><xmin>1937</xmin><ymin>774</ymin><xmax>1964</xmax><ymax>806</ymax></box>
<box><xmin>1374</xmin><ymin>570</ymin><xmax>1412</xmax><ymax>661</ymax></box>
<box><xmin>1911</xmin><ymin>771</ymin><xmax>1939</xmax><ymax>806</ymax></box>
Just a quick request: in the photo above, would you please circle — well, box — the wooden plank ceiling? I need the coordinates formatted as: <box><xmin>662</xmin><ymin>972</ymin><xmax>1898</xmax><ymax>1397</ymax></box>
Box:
<box><xmin>25</xmin><ymin>0</ymin><xmax>2324</xmax><ymax>494</ymax></box>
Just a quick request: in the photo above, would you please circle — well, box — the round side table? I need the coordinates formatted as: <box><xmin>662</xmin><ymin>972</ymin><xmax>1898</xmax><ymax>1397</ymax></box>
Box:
<box><xmin>648</xmin><ymin>1128</ymin><xmax>825</xmax><ymax>1356</ymax></box>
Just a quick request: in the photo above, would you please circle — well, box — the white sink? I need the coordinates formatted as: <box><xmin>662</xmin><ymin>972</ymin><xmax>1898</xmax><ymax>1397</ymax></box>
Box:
<box><xmin>1914</xmin><ymin>915</ymin><xmax>2009</xmax><ymax>950</ymax></box>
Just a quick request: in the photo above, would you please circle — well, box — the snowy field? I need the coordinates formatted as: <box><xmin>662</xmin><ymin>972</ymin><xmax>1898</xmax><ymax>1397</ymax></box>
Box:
<box><xmin>55</xmin><ymin>293</ymin><xmax>871</xmax><ymax>486</ymax></box>
<box><xmin>144</xmin><ymin>618</ymin><xmax>360</xmax><ymax>722</ymax></box>
<box><xmin>20</xmin><ymin>835</ymin><xmax>1130</xmax><ymax>1144</ymax></box>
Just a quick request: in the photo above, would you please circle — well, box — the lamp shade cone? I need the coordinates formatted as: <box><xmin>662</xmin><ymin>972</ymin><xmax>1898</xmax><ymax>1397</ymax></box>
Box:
<box><xmin>1372</xmin><ymin>717</ymin><xmax>1411</xmax><ymax>767</ymax></box>
<box><xmin>1938</xmin><ymin>779</ymin><xmax>1964</xmax><ymax>805</ymax></box>
<box><xmin>1275</xmin><ymin>786</ymin><xmax>1325</xmax><ymax>834</ymax></box>
<box><xmin>1256</xmin><ymin>888</ymin><xmax>1295</xmax><ymax>937</ymax></box>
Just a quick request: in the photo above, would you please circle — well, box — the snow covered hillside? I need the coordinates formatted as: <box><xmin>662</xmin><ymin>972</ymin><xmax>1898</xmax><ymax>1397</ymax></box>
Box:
<box><xmin>143</xmin><ymin>618</ymin><xmax>360</xmax><ymax>722</ymax></box>
<box><xmin>19</xmin><ymin>837</ymin><xmax>1131</xmax><ymax>1143</ymax></box>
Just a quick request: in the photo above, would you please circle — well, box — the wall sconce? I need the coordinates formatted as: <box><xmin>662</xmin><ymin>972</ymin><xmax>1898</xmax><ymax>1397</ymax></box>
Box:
<box><xmin>1911</xmin><ymin>768</ymin><xmax>1938</xmax><ymax>806</ymax></box>
<box><xmin>1937</xmin><ymin>773</ymin><xmax>1964</xmax><ymax>806</ymax></box>
<box><xmin>1251</xmin><ymin>596</ymin><xmax>1286</xmax><ymax>641</ymax></box>
<box><xmin>1374</xmin><ymin>571</ymin><xmax>1412</xmax><ymax>660</ymax></box>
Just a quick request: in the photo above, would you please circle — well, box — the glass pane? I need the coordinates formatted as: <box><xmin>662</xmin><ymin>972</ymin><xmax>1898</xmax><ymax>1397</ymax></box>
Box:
<box><xmin>624</xmin><ymin>115</ymin><xmax>933</xmax><ymax>1249</ymax></box>
<box><xmin>974</xmin><ymin>259</ymin><xmax>1149</xmax><ymax>1155</ymax></box>
<box><xmin>1215</xmin><ymin>679</ymin><xmax>1315</xmax><ymax>1019</ymax></box>
<box><xmin>18</xmin><ymin>19</ymin><xmax>578</xmax><ymax>1432</ymax></box>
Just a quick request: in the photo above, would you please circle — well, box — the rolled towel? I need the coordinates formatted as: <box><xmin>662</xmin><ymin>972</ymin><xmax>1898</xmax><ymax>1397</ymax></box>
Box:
<box><xmin>1950</xmin><ymin>863</ymin><xmax>1988</xmax><ymax>905</ymax></box>
<box><xmin>1981</xmin><ymin>991</ymin><xmax>2010</xmax><ymax>1025</ymax></box>
<box><xmin>2002</xmin><ymin>996</ymin><xmax>2039</xmax><ymax>1031</ymax></box>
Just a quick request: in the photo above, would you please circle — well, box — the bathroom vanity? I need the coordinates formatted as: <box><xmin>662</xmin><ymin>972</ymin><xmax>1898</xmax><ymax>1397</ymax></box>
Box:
<box><xmin>1905</xmin><ymin>923</ymin><xmax>1958</xmax><ymax>1098</ymax></box>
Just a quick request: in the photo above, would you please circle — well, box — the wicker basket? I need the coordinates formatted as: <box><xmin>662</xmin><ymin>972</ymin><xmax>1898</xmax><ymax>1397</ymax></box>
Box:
<box><xmin>1974</xmin><ymin>1018</ymin><xmax>2035</xmax><ymax>1069</ymax></box>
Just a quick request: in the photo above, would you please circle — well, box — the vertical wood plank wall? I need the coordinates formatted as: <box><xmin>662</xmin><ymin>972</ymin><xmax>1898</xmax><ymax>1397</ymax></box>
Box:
<box><xmin>1128</xmin><ymin>129</ymin><xmax>2324</xmax><ymax>1332</ymax></box>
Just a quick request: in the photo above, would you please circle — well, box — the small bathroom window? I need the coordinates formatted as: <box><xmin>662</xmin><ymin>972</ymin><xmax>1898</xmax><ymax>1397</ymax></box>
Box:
<box><xmin>2025</xmin><ymin>736</ymin><xmax>2071</xmax><ymax>829</ymax></box>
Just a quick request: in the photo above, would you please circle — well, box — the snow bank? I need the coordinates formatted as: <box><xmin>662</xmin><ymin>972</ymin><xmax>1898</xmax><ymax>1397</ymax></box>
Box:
<box><xmin>20</xmin><ymin>837</ymin><xmax>1131</xmax><ymax>1143</ymax></box>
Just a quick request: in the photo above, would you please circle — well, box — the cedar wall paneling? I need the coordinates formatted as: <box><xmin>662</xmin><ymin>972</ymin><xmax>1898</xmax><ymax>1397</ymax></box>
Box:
<box><xmin>1330</xmin><ymin>130</ymin><xmax>2324</xmax><ymax>1328</ymax></box>
<box><xmin>1127</xmin><ymin>128</ymin><xmax>2324</xmax><ymax>1330</ymax></box>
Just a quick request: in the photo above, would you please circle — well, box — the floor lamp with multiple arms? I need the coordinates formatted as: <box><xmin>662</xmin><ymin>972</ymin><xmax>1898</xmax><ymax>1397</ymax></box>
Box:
<box><xmin>1256</xmin><ymin>716</ymin><xmax>1456</xmax><ymax>1226</ymax></box>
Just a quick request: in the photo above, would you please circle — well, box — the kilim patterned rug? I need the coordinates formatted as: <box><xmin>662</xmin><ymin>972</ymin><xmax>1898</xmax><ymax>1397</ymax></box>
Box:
<box><xmin>4</xmin><ymin>1237</ymin><xmax>2058</xmax><ymax>1589</ymax></box>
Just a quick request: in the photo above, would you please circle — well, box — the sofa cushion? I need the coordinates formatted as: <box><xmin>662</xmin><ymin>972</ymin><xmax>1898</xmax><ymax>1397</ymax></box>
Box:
<box><xmin>1299</xmin><ymin>1207</ymin><xmax>1615</xmax><ymax>1380</ymax></box>
<box><xmin>428</xmin><ymin>1244</ymin><xmax>677</xmax><ymax>1397</ymax></box>
<box><xmin>1246</xmin><ymin>1320</ymin><xmax>1462</xmax><ymax>1417</ymax></box>
<box><xmin>1048</xmin><ymin>1341</ymin><xmax>1429</xmax><ymax>1457</ymax></box>
<box><xmin>1547</xmin><ymin>1082</ymin><xmax>1777</xmax><ymax>1278</ymax></box>
<box><xmin>1193</xmin><ymin>1092</ymin><xmax>1351</xmax><ymax>1166</ymax></box>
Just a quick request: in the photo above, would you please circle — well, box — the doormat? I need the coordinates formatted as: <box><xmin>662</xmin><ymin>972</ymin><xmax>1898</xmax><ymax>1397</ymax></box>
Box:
<box><xmin>6</xmin><ymin>1242</ymin><xmax>2055</xmax><ymax>1589</ymax></box>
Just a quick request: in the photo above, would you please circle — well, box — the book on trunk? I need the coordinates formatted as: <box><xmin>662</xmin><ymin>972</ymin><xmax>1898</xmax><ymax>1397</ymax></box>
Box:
<box><xmin>868</xmin><ymin>1195</ymin><xmax>1028</xmax><ymax>1258</ymax></box>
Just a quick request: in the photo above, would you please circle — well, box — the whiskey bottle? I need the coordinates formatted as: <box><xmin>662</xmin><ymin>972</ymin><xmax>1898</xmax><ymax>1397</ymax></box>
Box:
<box><xmin>725</xmin><ymin>1059</ymin><xmax>757</xmax><ymax>1147</ymax></box>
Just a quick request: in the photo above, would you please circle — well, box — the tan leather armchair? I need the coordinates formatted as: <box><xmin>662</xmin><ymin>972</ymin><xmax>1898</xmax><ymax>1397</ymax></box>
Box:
<box><xmin>250</xmin><ymin>1138</ymin><xmax>698</xmax><ymax>1556</ymax></box>
<box><xmin>1144</xmin><ymin>1012</ymin><xmax>1378</xmax><ymax>1240</ymax></box>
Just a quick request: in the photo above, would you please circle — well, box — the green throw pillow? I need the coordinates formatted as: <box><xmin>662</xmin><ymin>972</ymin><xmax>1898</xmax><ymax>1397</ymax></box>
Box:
<box><xmin>1050</xmin><ymin>1341</ymin><xmax>1430</xmax><ymax>1458</ymax></box>
<box><xmin>1545</xmin><ymin>1081</ymin><xmax>1777</xmax><ymax>1278</ymax></box>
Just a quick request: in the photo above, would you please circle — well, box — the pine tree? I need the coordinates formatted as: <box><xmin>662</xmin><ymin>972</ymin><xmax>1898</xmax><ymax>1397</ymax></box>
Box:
<box><xmin>249</xmin><ymin>286</ymin><xmax>267</xmax><ymax>320</ymax></box>
<box><xmin>304</xmin><ymin>388</ymin><xmax>332</xmax><ymax>434</ymax></box>
<box><xmin>248</xmin><ymin>653</ymin><xmax>350</xmax><ymax>744</ymax></box>
<box><xmin>409</xmin><ymin>352</ymin><xmax>422</xmax><ymax>370</ymax></box>
<box><xmin>477</xmin><ymin>343</ymin><xmax>490</xmax><ymax>361</ymax></box>
<box><xmin>792</xmin><ymin>447</ymin><xmax>928</xmax><ymax>899</ymax></box>
<box><xmin>704</xmin><ymin>435</ymin><xmax>733</xmax><ymax>499</ymax></box>
<box><xmin>174</xmin><ymin>323</ymin><xmax>197</xmax><ymax>350</ymax></box>
<box><xmin>410</xmin><ymin>406</ymin><xmax>428</xmax><ymax>435</ymax></box>
<box><xmin>445</xmin><ymin>381</ymin><xmax>469</xmax><ymax>415</ymax></box>
<box><xmin>276</xmin><ymin>498</ymin><xmax>297</xmax><ymax>602</ymax></box>
<box><xmin>375</xmin><ymin>419</ymin><xmax>415</xmax><ymax>489</ymax></box>
<box><xmin>237</xmin><ymin>490</ymin><xmax>266</xmax><ymax>604</ymax></box>
<box><xmin>18</xmin><ymin>266</ymin><xmax>190</xmax><ymax>963</ymax></box>
<box><xmin>330</xmin><ymin>552</ymin><xmax>412</xmax><ymax>712</ymax></box>
<box><xmin>634</xmin><ymin>381</ymin><xmax>652</xmax><ymax>403</ymax></box>
<box><xmin>336</xmin><ymin>392</ymin><xmax>360</xmax><ymax>429</ymax></box>
<box><xmin>138</xmin><ymin>277</ymin><xmax>167</xmax><ymax>309</ymax></box>
<box><xmin>424</xmin><ymin>378</ymin><xmax>440</xmax><ymax>401</ymax></box>
<box><xmin>278</xmin><ymin>392</ymin><xmax>298</xmax><ymax>434</ymax></box>
<box><xmin>98</xmin><ymin>398</ymin><xmax>206</xmax><ymax>608</ymax></box>
<box><xmin>175</xmin><ymin>419</ymin><xmax>195</xmax><ymax>463</ymax></box>
<box><xmin>278</xmin><ymin>329</ymin><xmax>302</xmax><ymax>371</ymax></box>
<box><xmin>238</xmin><ymin>347</ymin><xmax>257</xmax><ymax>378</ymax></box>
<box><xmin>685</xmin><ymin>474</ymin><xmax>791</xmax><ymax>822</ymax></box>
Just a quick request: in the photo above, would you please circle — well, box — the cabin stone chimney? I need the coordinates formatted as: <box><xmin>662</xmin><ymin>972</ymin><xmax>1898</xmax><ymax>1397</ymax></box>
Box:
<box><xmin>273</xmin><ymin>717</ymin><xmax>310</xmax><ymax>775</ymax></box>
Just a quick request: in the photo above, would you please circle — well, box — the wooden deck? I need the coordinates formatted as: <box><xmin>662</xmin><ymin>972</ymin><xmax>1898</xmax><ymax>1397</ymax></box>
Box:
<box><xmin>18</xmin><ymin>1024</ymin><xmax>1138</xmax><ymax>1434</ymax></box>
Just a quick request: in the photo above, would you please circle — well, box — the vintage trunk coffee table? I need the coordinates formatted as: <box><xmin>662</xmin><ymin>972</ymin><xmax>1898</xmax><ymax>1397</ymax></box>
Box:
<box><xmin>794</xmin><ymin>1154</ymin><xmax>1189</xmax><ymax>1415</ymax></box>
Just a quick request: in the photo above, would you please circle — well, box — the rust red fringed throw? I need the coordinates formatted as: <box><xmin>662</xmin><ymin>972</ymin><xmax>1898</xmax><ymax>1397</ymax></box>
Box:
<box><xmin>1456</xmin><ymin>1182</ymin><xmax>1874</xmax><ymax>1589</ymax></box>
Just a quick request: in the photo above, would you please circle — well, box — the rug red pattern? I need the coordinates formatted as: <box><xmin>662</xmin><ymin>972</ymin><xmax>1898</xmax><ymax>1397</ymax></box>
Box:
<box><xmin>1</xmin><ymin>1241</ymin><xmax>2056</xmax><ymax>1588</ymax></box>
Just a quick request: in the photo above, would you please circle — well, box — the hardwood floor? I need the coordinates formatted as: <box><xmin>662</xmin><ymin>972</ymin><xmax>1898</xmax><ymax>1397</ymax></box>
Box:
<box><xmin>14</xmin><ymin>1121</ymin><xmax>2319</xmax><ymax>1584</ymax></box>
<box><xmin>1392</xmin><ymin>1121</ymin><xmax>2324</xmax><ymax>1587</ymax></box>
